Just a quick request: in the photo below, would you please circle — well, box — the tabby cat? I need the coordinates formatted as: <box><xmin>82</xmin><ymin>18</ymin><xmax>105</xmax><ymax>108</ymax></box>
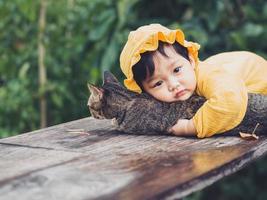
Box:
<box><xmin>88</xmin><ymin>71</ymin><xmax>267</xmax><ymax>136</ymax></box>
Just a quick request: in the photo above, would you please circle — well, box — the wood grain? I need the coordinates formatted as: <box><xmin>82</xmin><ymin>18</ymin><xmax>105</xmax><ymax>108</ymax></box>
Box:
<box><xmin>0</xmin><ymin>117</ymin><xmax>267</xmax><ymax>200</ymax></box>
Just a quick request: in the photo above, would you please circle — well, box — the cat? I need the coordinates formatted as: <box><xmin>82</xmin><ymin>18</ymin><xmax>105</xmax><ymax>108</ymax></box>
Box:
<box><xmin>88</xmin><ymin>71</ymin><xmax>267</xmax><ymax>136</ymax></box>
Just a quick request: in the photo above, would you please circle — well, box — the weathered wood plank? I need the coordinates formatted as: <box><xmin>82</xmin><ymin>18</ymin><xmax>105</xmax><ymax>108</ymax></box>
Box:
<box><xmin>0</xmin><ymin>117</ymin><xmax>247</xmax><ymax>152</ymax></box>
<box><xmin>0</xmin><ymin>117</ymin><xmax>114</xmax><ymax>152</ymax></box>
<box><xmin>0</xmin><ymin>144</ymin><xmax>84</xmax><ymax>184</ymax></box>
<box><xmin>0</xmin><ymin>117</ymin><xmax>267</xmax><ymax>200</ymax></box>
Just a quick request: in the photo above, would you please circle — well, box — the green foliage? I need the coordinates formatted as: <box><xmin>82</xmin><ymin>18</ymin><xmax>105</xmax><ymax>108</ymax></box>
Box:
<box><xmin>0</xmin><ymin>64</ymin><xmax>38</xmax><ymax>137</ymax></box>
<box><xmin>0</xmin><ymin>0</ymin><xmax>267</xmax><ymax>198</ymax></box>
<box><xmin>0</xmin><ymin>0</ymin><xmax>139</xmax><ymax>135</ymax></box>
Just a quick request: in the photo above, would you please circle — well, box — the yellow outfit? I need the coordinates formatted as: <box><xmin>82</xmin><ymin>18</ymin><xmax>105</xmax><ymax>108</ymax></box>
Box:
<box><xmin>194</xmin><ymin>52</ymin><xmax>267</xmax><ymax>137</ymax></box>
<box><xmin>120</xmin><ymin>24</ymin><xmax>267</xmax><ymax>138</ymax></box>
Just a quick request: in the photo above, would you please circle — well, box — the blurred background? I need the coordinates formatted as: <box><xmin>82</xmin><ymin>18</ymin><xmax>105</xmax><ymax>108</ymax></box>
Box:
<box><xmin>0</xmin><ymin>0</ymin><xmax>266</xmax><ymax>199</ymax></box>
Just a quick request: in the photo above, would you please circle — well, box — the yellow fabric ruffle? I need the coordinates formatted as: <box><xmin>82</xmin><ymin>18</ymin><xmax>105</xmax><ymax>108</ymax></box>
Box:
<box><xmin>120</xmin><ymin>23</ymin><xmax>200</xmax><ymax>93</ymax></box>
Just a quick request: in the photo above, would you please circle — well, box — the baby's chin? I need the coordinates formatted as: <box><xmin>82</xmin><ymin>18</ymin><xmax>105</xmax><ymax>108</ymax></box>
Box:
<box><xmin>149</xmin><ymin>91</ymin><xmax>194</xmax><ymax>103</ymax></box>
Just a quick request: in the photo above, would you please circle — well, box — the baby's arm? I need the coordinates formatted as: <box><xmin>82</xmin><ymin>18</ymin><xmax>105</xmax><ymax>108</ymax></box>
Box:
<box><xmin>193</xmin><ymin>71</ymin><xmax>248</xmax><ymax>138</ymax></box>
<box><xmin>168</xmin><ymin>119</ymin><xmax>196</xmax><ymax>136</ymax></box>
<box><xmin>169</xmin><ymin>71</ymin><xmax>248</xmax><ymax>138</ymax></box>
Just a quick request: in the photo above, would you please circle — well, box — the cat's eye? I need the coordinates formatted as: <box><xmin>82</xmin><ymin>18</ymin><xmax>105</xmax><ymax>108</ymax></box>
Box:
<box><xmin>174</xmin><ymin>66</ymin><xmax>182</xmax><ymax>73</ymax></box>
<box><xmin>153</xmin><ymin>81</ymin><xmax>163</xmax><ymax>88</ymax></box>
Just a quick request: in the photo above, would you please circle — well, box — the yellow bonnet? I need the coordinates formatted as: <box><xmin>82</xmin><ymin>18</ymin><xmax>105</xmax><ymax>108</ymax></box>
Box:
<box><xmin>119</xmin><ymin>23</ymin><xmax>200</xmax><ymax>93</ymax></box>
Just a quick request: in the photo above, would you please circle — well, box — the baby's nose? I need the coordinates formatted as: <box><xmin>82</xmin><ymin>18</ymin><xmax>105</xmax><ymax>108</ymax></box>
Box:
<box><xmin>168</xmin><ymin>82</ymin><xmax>181</xmax><ymax>91</ymax></box>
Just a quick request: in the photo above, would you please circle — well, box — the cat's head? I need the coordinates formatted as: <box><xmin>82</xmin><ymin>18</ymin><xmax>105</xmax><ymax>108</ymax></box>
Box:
<box><xmin>87</xmin><ymin>71</ymin><xmax>136</xmax><ymax>120</ymax></box>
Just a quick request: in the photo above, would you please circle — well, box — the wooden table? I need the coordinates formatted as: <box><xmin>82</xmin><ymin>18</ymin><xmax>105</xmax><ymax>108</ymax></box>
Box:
<box><xmin>0</xmin><ymin>117</ymin><xmax>267</xmax><ymax>200</ymax></box>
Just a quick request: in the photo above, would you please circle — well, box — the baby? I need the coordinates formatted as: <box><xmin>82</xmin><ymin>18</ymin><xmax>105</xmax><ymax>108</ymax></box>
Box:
<box><xmin>119</xmin><ymin>24</ymin><xmax>267</xmax><ymax>138</ymax></box>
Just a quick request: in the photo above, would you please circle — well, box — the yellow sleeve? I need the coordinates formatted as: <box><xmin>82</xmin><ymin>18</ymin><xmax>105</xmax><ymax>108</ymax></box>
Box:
<box><xmin>193</xmin><ymin>70</ymin><xmax>248</xmax><ymax>138</ymax></box>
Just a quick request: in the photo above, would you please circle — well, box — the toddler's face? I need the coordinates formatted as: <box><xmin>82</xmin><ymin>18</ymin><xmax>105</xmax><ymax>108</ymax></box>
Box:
<box><xmin>142</xmin><ymin>45</ymin><xmax>197</xmax><ymax>102</ymax></box>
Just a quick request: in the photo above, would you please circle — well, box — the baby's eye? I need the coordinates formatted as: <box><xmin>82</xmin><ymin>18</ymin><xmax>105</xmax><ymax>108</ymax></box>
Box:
<box><xmin>174</xmin><ymin>66</ymin><xmax>182</xmax><ymax>73</ymax></box>
<box><xmin>153</xmin><ymin>81</ymin><xmax>163</xmax><ymax>88</ymax></box>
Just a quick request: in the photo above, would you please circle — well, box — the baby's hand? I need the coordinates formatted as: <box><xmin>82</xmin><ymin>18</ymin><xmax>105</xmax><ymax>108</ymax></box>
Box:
<box><xmin>168</xmin><ymin>119</ymin><xmax>196</xmax><ymax>136</ymax></box>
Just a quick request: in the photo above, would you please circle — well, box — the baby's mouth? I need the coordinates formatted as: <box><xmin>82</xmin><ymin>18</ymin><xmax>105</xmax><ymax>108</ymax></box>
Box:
<box><xmin>175</xmin><ymin>89</ymin><xmax>187</xmax><ymax>98</ymax></box>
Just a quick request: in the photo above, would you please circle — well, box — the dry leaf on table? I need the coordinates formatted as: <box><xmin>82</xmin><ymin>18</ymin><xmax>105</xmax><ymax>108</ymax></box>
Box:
<box><xmin>239</xmin><ymin>132</ymin><xmax>259</xmax><ymax>140</ymax></box>
<box><xmin>239</xmin><ymin>123</ymin><xmax>260</xmax><ymax>140</ymax></box>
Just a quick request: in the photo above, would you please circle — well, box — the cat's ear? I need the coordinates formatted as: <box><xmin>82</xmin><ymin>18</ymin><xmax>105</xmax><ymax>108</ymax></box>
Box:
<box><xmin>87</xmin><ymin>83</ymin><xmax>104</xmax><ymax>106</ymax></box>
<box><xmin>87</xmin><ymin>83</ymin><xmax>103</xmax><ymax>96</ymax></box>
<box><xmin>103</xmin><ymin>71</ymin><xmax>119</xmax><ymax>84</ymax></box>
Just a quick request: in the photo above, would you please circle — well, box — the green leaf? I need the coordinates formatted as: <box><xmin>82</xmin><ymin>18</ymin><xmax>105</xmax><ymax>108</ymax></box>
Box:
<box><xmin>230</xmin><ymin>31</ymin><xmax>247</xmax><ymax>49</ymax></box>
<box><xmin>18</xmin><ymin>0</ymin><xmax>37</xmax><ymax>22</ymax></box>
<box><xmin>18</xmin><ymin>62</ymin><xmax>30</xmax><ymax>79</ymax></box>
<box><xmin>89</xmin><ymin>9</ymin><xmax>116</xmax><ymax>41</ymax></box>
<box><xmin>243</xmin><ymin>23</ymin><xmax>264</xmax><ymax>37</ymax></box>
<box><xmin>100</xmin><ymin>35</ymin><xmax>119</xmax><ymax>72</ymax></box>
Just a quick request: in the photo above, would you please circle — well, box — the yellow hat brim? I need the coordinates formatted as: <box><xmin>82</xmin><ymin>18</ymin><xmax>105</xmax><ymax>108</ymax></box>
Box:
<box><xmin>120</xmin><ymin>24</ymin><xmax>200</xmax><ymax>93</ymax></box>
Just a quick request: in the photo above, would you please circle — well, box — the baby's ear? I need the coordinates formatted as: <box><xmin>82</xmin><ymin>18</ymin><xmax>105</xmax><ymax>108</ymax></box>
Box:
<box><xmin>87</xmin><ymin>83</ymin><xmax>104</xmax><ymax>106</ymax></box>
<box><xmin>103</xmin><ymin>71</ymin><xmax>119</xmax><ymax>84</ymax></box>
